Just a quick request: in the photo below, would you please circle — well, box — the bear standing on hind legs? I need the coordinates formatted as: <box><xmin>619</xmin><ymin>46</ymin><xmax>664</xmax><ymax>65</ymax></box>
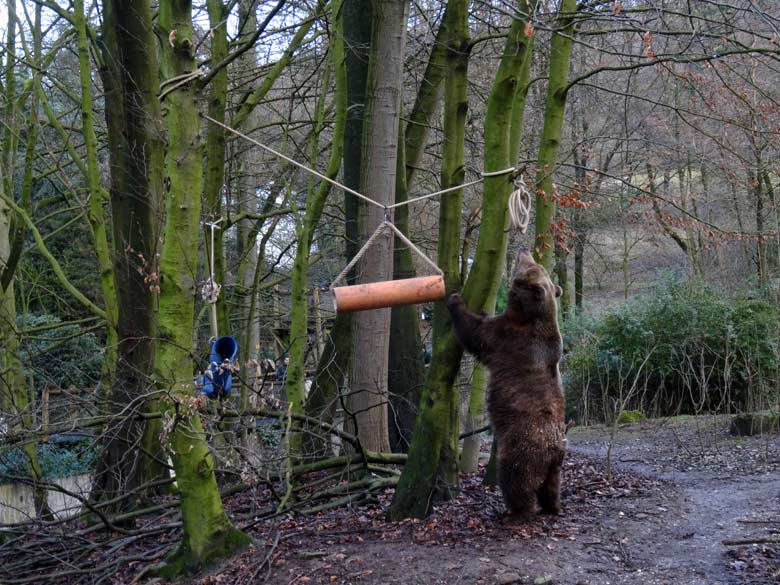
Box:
<box><xmin>447</xmin><ymin>246</ymin><xmax>566</xmax><ymax>517</ymax></box>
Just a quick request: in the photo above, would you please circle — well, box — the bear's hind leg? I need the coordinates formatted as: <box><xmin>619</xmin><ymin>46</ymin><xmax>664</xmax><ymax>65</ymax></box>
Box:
<box><xmin>499</xmin><ymin>461</ymin><xmax>536</xmax><ymax>518</ymax></box>
<box><xmin>537</xmin><ymin>460</ymin><xmax>562</xmax><ymax>515</ymax></box>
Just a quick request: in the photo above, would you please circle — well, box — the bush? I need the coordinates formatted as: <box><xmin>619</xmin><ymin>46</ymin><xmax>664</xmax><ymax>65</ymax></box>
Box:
<box><xmin>564</xmin><ymin>279</ymin><xmax>780</xmax><ymax>423</ymax></box>
<box><xmin>616</xmin><ymin>410</ymin><xmax>645</xmax><ymax>424</ymax></box>
<box><xmin>0</xmin><ymin>440</ymin><xmax>99</xmax><ymax>484</ymax></box>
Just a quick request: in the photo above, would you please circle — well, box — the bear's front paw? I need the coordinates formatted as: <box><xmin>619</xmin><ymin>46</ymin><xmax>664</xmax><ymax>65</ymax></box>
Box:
<box><xmin>446</xmin><ymin>293</ymin><xmax>465</xmax><ymax>312</ymax></box>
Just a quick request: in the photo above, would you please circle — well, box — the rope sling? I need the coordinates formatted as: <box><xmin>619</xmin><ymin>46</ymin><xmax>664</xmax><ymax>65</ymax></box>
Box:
<box><xmin>202</xmin><ymin>114</ymin><xmax>532</xmax><ymax>313</ymax></box>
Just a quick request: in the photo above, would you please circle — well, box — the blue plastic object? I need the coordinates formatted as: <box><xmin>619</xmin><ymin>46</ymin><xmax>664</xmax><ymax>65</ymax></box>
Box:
<box><xmin>201</xmin><ymin>336</ymin><xmax>238</xmax><ymax>399</ymax></box>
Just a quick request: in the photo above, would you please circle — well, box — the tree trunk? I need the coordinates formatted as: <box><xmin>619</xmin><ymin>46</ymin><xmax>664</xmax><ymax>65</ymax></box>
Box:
<box><xmin>75</xmin><ymin>0</ymin><xmax>119</xmax><ymax>396</ymax></box>
<box><xmin>390</xmin><ymin>1</ymin><xmax>534</xmax><ymax>520</ymax></box>
<box><xmin>761</xmin><ymin>170</ymin><xmax>779</xmax><ymax>274</ymax></box>
<box><xmin>387</xmin><ymin>122</ymin><xmax>425</xmax><ymax>453</ymax></box>
<box><xmin>153</xmin><ymin>0</ymin><xmax>249</xmax><ymax>574</ymax></box>
<box><xmin>427</xmin><ymin>0</ymin><xmax>470</xmax><ymax>487</ymax></box>
<box><xmin>348</xmin><ymin>0</ymin><xmax>408</xmax><ymax>454</ymax></box>
<box><xmin>0</xmin><ymin>0</ymin><xmax>49</xmax><ymax>520</ymax></box>
<box><xmin>755</xmin><ymin>168</ymin><xmax>768</xmax><ymax>287</ymax></box>
<box><xmin>387</xmin><ymin>3</ymin><xmax>455</xmax><ymax>449</ymax></box>
<box><xmin>460</xmin><ymin>363</ymin><xmax>487</xmax><ymax>473</ymax></box>
<box><xmin>555</xmin><ymin>237</ymin><xmax>571</xmax><ymax>319</ymax></box>
<box><xmin>285</xmin><ymin>15</ymin><xmax>346</xmax><ymax>460</ymax></box>
<box><xmin>532</xmin><ymin>0</ymin><xmax>578</xmax><ymax>270</ymax></box>
<box><xmin>92</xmin><ymin>0</ymin><xmax>167</xmax><ymax>509</ymax></box>
<box><xmin>574</xmin><ymin>234</ymin><xmax>584</xmax><ymax>313</ymax></box>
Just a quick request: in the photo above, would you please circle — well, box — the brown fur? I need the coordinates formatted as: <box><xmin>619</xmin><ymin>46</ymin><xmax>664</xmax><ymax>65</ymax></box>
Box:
<box><xmin>447</xmin><ymin>247</ymin><xmax>566</xmax><ymax>516</ymax></box>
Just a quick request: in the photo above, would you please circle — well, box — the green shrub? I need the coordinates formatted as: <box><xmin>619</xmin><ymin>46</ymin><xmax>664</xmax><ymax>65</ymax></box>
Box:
<box><xmin>616</xmin><ymin>410</ymin><xmax>645</xmax><ymax>424</ymax></box>
<box><xmin>564</xmin><ymin>279</ymin><xmax>780</xmax><ymax>423</ymax></box>
<box><xmin>0</xmin><ymin>440</ymin><xmax>99</xmax><ymax>484</ymax></box>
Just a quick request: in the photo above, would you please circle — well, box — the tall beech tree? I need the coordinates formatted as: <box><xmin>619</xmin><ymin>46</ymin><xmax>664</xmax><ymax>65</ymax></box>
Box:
<box><xmin>426</xmin><ymin>0</ymin><xmax>471</xmax><ymax>486</ymax></box>
<box><xmin>348</xmin><ymin>0</ymin><xmax>409</xmax><ymax>453</ymax></box>
<box><xmin>387</xmin><ymin>0</ymin><xmax>457</xmax><ymax>453</ymax></box>
<box><xmin>151</xmin><ymin>0</ymin><xmax>249</xmax><ymax>574</ymax></box>
<box><xmin>91</xmin><ymin>0</ymin><xmax>167</xmax><ymax>507</ymax></box>
<box><xmin>285</xmin><ymin>4</ymin><xmax>347</xmax><ymax>460</ymax></box>
<box><xmin>532</xmin><ymin>0</ymin><xmax>578</xmax><ymax>269</ymax></box>
<box><xmin>390</xmin><ymin>0</ymin><xmax>535</xmax><ymax>520</ymax></box>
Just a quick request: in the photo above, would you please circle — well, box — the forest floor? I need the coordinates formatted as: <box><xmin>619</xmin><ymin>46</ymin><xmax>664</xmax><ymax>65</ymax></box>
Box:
<box><xmin>176</xmin><ymin>415</ymin><xmax>780</xmax><ymax>585</ymax></box>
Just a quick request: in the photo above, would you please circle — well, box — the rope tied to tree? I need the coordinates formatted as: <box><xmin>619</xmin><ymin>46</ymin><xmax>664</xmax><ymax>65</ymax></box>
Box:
<box><xmin>201</xmin><ymin>114</ymin><xmax>521</xmax><ymax>218</ymax></box>
<box><xmin>508</xmin><ymin>175</ymin><xmax>532</xmax><ymax>234</ymax></box>
<box><xmin>201</xmin><ymin>219</ymin><xmax>223</xmax><ymax>304</ymax></box>
<box><xmin>200</xmin><ymin>115</ymin><xmax>534</xmax><ymax>299</ymax></box>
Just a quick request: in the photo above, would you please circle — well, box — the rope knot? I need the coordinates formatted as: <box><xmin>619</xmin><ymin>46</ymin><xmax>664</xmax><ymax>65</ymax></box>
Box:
<box><xmin>200</xmin><ymin>277</ymin><xmax>221</xmax><ymax>304</ymax></box>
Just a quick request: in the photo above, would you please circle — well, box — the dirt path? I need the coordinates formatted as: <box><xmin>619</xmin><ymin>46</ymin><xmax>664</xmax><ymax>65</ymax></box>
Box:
<box><xmin>194</xmin><ymin>417</ymin><xmax>780</xmax><ymax>585</ymax></box>
<box><xmin>566</xmin><ymin>438</ymin><xmax>780</xmax><ymax>584</ymax></box>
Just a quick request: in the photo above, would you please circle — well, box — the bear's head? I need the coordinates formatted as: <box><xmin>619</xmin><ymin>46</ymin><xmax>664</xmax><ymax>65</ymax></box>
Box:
<box><xmin>507</xmin><ymin>246</ymin><xmax>562</xmax><ymax>322</ymax></box>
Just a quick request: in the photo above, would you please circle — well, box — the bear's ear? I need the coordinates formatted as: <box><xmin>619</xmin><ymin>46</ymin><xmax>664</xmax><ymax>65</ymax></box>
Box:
<box><xmin>554</xmin><ymin>285</ymin><xmax>563</xmax><ymax>298</ymax></box>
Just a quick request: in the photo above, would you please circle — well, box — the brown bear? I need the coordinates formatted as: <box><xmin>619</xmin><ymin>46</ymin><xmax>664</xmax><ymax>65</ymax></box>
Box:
<box><xmin>447</xmin><ymin>246</ymin><xmax>565</xmax><ymax>516</ymax></box>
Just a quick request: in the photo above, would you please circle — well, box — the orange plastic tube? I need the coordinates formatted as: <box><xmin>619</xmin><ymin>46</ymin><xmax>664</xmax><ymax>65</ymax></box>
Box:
<box><xmin>332</xmin><ymin>275</ymin><xmax>445</xmax><ymax>313</ymax></box>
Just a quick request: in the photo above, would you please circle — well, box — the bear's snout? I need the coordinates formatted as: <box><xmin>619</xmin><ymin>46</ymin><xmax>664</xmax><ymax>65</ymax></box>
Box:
<box><xmin>515</xmin><ymin>246</ymin><xmax>537</xmax><ymax>272</ymax></box>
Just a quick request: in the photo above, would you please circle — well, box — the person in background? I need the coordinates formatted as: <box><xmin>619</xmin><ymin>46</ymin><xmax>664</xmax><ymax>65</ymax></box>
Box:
<box><xmin>276</xmin><ymin>356</ymin><xmax>289</xmax><ymax>383</ymax></box>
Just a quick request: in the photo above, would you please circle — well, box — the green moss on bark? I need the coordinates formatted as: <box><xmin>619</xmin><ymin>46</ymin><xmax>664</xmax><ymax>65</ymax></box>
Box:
<box><xmin>390</xmin><ymin>0</ymin><xmax>534</xmax><ymax>520</ymax></box>
<box><xmin>151</xmin><ymin>0</ymin><xmax>249</xmax><ymax>575</ymax></box>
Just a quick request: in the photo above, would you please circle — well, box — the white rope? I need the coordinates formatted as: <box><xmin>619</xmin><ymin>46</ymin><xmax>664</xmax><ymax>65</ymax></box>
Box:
<box><xmin>385</xmin><ymin>221</ymin><xmax>444</xmax><ymax>276</ymax></box>
<box><xmin>385</xmin><ymin>167</ymin><xmax>516</xmax><ymax>210</ymax></box>
<box><xmin>201</xmin><ymin>115</ymin><xmax>532</xmax><ymax>292</ymax></box>
<box><xmin>202</xmin><ymin>114</ymin><xmax>516</xmax><ymax>213</ymax></box>
<box><xmin>201</xmin><ymin>219</ymin><xmax>223</xmax><ymax>304</ymax></box>
<box><xmin>508</xmin><ymin>175</ymin><xmax>532</xmax><ymax>234</ymax></box>
<box><xmin>330</xmin><ymin>221</ymin><xmax>391</xmax><ymax>288</ymax></box>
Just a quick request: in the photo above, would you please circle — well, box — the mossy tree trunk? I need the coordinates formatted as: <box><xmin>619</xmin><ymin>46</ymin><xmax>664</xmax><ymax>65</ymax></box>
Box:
<box><xmin>474</xmin><ymin>0</ymin><xmax>538</xmax><ymax>477</ymax></box>
<box><xmin>306</xmin><ymin>313</ymin><xmax>352</xmax><ymax>456</ymax></box>
<box><xmin>428</xmin><ymin>0</ymin><xmax>471</xmax><ymax>489</ymax></box>
<box><xmin>304</xmin><ymin>0</ymin><xmax>371</xmax><ymax>442</ymax></box>
<box><xmin>532</xmin><ymin>0</ymin><xmax>578</xmax><ymax>269</ymax></box>
<box><xmin>0</xmin><ymin>1</ymin><xmax>48</xmax><ymax>520</ymax></box>
<box><xmin>0</xmin><ymin>0</ymin><xmax>18</xmax><ymax>233</ymax></box>
<box><xmin>387</xmin><ymin>123</ymin><xmax>426</xmax><ymax>453</ymax></box>
<box><xmin>390</xmin><ymin>0</ymin><xmax>534</xmax><ymax>520</ymax></box>
<box><xmin>92</xmin><ymin>0</ymin><xmax>167</xmax><ymax>508</ymax></box>
<box><xmin>347</xmin><ymin>0</ymin><xmax>408</xmax><ymax>453</ymax></box>
<box><xmin>285</xmin><ymin>16</ymin><xmax>346</xmax><ymax>460</ymax></box>
<box><xmin>484</xmin><ymin>0</ymin><xmax>577</xmax><ymax>477</ymax></box>
<box><xmin>387</xmin><ymin>0</ymin><xmax>456</xmax><ymax>453</ymax></box>
<box><xmin>74</xmin><ymin>0</ymin><xmax>119</xmax><ymax>395</ymax></box>
<box><xmin>153</xmin><ymin>0</ymin><xmax>250</xmax><ymax>574</ymax></box>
